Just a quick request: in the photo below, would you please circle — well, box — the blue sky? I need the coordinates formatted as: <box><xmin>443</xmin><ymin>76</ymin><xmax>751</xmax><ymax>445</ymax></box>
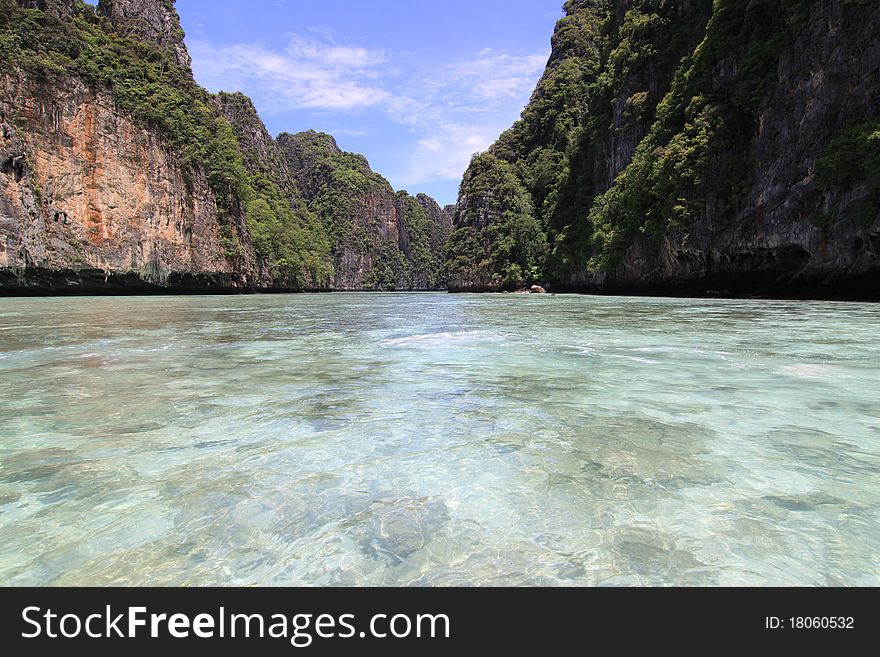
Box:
<box><xmin>171</xmin><ymin>0</ymin><xmax>565</xmax><ymax>205</ymax></box>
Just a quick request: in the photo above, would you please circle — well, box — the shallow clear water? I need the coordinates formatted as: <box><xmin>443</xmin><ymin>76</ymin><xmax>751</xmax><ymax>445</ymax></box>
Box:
<box><xmin>0</xmin><ymin>293</ymin><xmax>878</xmax><ymax>586</ymax></box>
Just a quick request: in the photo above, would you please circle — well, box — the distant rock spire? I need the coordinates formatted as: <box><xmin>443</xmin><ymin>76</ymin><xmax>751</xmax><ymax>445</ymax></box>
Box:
<box><xmin>97</xmin><ymin>0</ymin><xmax>192</xmax><ymax>71</ymax></box>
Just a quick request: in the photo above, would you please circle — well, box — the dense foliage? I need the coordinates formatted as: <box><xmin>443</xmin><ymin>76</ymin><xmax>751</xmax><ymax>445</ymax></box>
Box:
<box><xmin>816</xmin><ymin>119</ymin><xmax>880</xmax><ymax>230</ymax></box>
<box><xmin>397</xmin><ymin>193</ymin><xmax>449</xmax><ymax>290</ymax></box>
<box><xmin>587</xmin><ymin>0</ymin><xmax>814</xmax><ymax>270</ymax></box>
<box><xmin>279</xmin><ymin>131</ymin><xmax>402</xmax><ymax>290</ymax></box>
<box><xmin>452</xmin><ymin>0</ymin><xmax>715</xmax><ymax>284</ymax></box>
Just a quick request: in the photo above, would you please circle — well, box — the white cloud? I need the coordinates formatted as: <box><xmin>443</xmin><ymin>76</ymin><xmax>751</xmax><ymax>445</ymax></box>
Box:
<box><xmin>429</xmin><ymin>48</ymin><xmax>549</xmax><ymax>104</ymax></box>
<box><xmin>189</xmin><ymin>35</ymin><xmax>390</xmax><ymax>111</ymax></box>
<box><xmin>405</xmin><ymin>123</ymin><xmax>500</xmax><ymax>182</ymax></box>
<box><xmin>190</xmin><ymin>33</ymin><xmax>549</xmax><ymax>186</ymax></box>
<box><xmin>284</xmin><ymin>35</ymin><xmax>389</xmax><ymax>71</ymax></box>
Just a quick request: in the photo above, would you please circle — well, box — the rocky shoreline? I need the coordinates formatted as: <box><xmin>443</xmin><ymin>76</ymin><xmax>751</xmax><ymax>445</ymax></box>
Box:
<box><xmin>2</xmin><ymin>271</ymin><xmax>876</xmax><ymax>301</ymax></box>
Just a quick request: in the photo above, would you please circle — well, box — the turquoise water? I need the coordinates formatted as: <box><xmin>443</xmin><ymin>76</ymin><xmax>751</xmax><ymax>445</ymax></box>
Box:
<box><xmin>0</xmin><ymin>293</ymin><xmax>878</xmax><ymax>586</ymax></box>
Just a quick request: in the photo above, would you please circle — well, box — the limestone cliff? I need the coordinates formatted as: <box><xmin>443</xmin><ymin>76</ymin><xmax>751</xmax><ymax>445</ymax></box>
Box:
<box><xmin>0</xmin><ymin>0</ymin><xmax>260</xmax><ymax>293</ymax></box>
<box><xmin>97</xmin><ymin>0</ymin><xmax>191</xmax><ymax>70</ymax></box>
<box><xmin>449</xmin><ymin>0</ymin><xmax>880</xmax><ymax>299</ymax></box>
<box><xmin>214</xmin><ymin>92</ymin><xmax>333</xmax><ymax>290</ymax></box>
<box><xmin>617</xmin><ymin>0</ymin><xmax>880</xmax><ymax>299</ymax></box>
<box><xmin>0</xmin><ymin>73</ymin><xmax>254</xmax><ymax>293</ymax></box>
<box><xmin>278</xmin><ymin>131</ymin><xmax>452</xmax><ymax>291</ymax></box>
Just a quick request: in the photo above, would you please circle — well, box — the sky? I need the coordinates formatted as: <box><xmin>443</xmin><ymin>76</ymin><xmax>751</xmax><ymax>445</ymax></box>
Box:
<box><xmin>171</xmin><ymin>0</ymin><xmax>565</xmax><ymax>205</ymax></box>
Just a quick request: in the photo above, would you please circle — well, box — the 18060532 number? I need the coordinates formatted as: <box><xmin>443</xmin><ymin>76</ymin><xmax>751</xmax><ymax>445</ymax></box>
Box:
<box><xmin>790</xmin><ymin>617</ymin><xmax>854</xmax><ymax>630</ymax></box>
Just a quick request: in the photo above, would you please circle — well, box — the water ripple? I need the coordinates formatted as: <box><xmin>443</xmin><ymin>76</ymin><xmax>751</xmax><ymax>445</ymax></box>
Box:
<box><xmin>0</xmin><ymin>293</ymin><xmax>878</xmax><ymax>586</ymax></box>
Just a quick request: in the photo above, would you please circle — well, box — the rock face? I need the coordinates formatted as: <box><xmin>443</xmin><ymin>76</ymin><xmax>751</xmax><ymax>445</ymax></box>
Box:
<box><xmin>449</xmin><ymin>0</ymin><xmax>880</xmax><ymax>299</ymax></box>
<box><xmin>602</xmin><ymin>0</ymin><xmax>880</xmax><ymax>299</ymax></box>
<box><xmin>214</xmin><ymin>92</ymin><xmax>287</xmax><ymax>180</ymax></box>
<box><xmin>97</xmin><ymin>0</ymin><xmax>192</xmax><ymax>70</ymax></box>
<box><xmin>17</xmin><ymin>0</ymin><xmax>76</xmax><ymax>19</ymax></box>
<box><xmin>278</xmin><ymin>131</ymin><xmax>452</xmax><ymax>291</ymax></box>
<box><xmin>0</xmin><ymin>74</ymin><xmax>256</xmax><ymax>294</ymax></box>
<box><xmin>449</xmin><ymin>0</ymin><xmax>709</xmax><ymax>293</ymax></box>
<box><xmin>399</xmin><ymin>192</ymin><xmax>454</xmax><ymax>291</ymax></box>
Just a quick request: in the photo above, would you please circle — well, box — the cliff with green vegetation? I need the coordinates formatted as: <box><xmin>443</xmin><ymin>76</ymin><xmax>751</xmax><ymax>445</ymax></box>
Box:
<box><xmin>0</xmin><ymin>0</ymin><xmax>258</xmax><ymax>292</ymax></box>
<box><xmin>214</xmin><ymin>92</ymin><xmax>333</xmax><ymax>290</ymax></box>
<box><xmin>278</xmin><ymin>131</ymin><xmax>452</xmax><ymax>291</ymax></box>
<box><xmin>448</xmin><ymin>0</ymin><xmax>880</xmax><ymax>299</ymax></box>
<box><xmin>0</xmin><ymin>0</ymin><xmax>449</xmax><ymax>294</ymax></box>
<box><xmin>96</xmin><ymin>0</ymin><xmax>192</xmax><ymax>70</ymax></box>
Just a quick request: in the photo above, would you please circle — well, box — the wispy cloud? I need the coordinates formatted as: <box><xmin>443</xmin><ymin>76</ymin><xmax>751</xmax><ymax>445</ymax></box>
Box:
<box><xmin>419</xmin><ymin>48</ymin><xmax>550</xmax><ymax>108</ymax></box>
<box><xmin>190</xmin><ymin>34</ymin><xmax>391</xmax><ymax>111</ymax></box>
<box><xmin>190</xmin><ymin>32</ymin><xmax>548</xmax><ymax>186</ymax></box>
<box><xmin>389</xmin><ymin>48</ymin><xmax>549</xmax><ymax>184</ymax></box>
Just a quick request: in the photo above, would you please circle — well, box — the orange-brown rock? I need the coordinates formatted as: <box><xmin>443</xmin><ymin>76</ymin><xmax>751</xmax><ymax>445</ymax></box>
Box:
<box><xmin>0</xmin><ymin>73</ymin><xmax>257</xmax><ymax>293</ymax></box>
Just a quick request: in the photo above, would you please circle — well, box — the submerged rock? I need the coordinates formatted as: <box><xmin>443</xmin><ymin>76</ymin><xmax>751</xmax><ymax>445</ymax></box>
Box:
<box><xmin>344</xmin><ymin>496</ymin><xmax>450</xmax><ymax>563</ymax></box>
